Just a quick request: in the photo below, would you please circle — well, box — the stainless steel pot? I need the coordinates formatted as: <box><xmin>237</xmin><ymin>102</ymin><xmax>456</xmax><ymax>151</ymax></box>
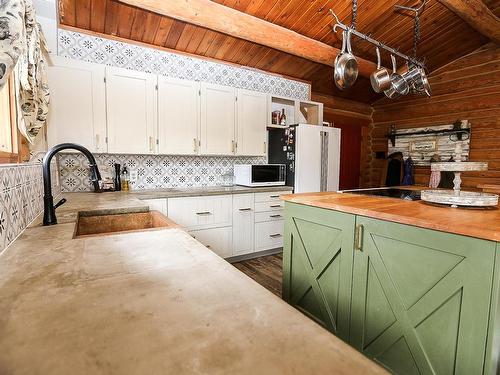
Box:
<box><xmin>370</xmin><ymin>47</ymin><xmax>391</xmax><ymax>93</ymax></box>
<box><xmin>334</xmin><ymin>30</ymin><xmax>358</xmax><ymax>90</ymax></box>
<box><xmin>411</xmin><ymin>67</ymin><xmax>431</xmax><ymax>96</ymax></box>
<box><xmin>384</xmin><ymin>55</ymin><xmax>409</xmax><ymax>99</ymax></box>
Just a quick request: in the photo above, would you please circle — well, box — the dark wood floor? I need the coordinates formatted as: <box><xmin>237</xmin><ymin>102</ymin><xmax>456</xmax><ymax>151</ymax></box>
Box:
<box><xmin>232</xmin><ymin>253</ymin><xmax>283</xmax><ymax>297</ymax></box>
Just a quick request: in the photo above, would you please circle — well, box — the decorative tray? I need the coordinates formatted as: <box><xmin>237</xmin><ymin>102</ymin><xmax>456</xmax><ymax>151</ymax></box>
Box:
<box><xmin>421</xmin><ymin>190</ymin><xmax>499</xmax><ymax>208</ymax></box>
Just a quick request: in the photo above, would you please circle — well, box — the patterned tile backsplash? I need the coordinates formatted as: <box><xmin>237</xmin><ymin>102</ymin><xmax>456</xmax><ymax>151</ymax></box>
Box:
<box><xmin>0</xmin><ymin>163</ymin><xmax>60</xmax><ymax>253</ymax></box>
<box><xmin>59</xmin><ymin>154</ymin><xmax>266</xmax><ymax>192</ymax></box>
<box><xmin>57</xmin><ymin>29</ymin><xmax>310</xmax><ymax>100</ymax></box>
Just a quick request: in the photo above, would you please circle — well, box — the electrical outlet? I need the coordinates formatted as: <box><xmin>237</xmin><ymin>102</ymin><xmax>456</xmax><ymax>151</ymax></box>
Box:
<box><xmin>129</xmin><ymin>170</ymin><xmax>138</xmax><ymax>183</ymax></box>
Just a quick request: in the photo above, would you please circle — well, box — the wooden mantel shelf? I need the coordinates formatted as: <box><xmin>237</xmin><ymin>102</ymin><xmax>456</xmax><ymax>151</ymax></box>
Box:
<box><xmin>281</xmin><ymin>191</ymin><xmax>500</xmax><ymax>242</ymax></box>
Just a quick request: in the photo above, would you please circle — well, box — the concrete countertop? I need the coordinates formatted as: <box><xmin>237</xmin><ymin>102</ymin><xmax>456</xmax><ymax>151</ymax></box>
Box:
<box><xmin>130</xmin><ymin>185</ymin><xmax>293</xmax><ymax>200</ymax></box>
<box><xmin>0</xmin><ymin>192</ymin><xmax>386</xmax><ymax>374</ymax></box>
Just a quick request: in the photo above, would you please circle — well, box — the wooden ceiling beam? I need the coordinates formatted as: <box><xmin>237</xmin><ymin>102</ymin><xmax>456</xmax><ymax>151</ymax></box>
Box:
<box><xmin>438</xmin><ymin>0</ymin><xmax>500</xmax><ymax>44</ymax></box>
<box><xmin>118</xmin><ymin>0</ymin><xmax>377</xmax><ymax>77</ymax></box>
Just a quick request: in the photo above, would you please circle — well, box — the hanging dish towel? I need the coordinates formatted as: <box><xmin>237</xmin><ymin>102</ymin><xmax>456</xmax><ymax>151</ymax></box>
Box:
<box><xmin>429</xmin><ymin>154</ymin><xmax>441</xmax><ymax>188</ymax></box>
<box><xmin>402</xmin><ymin>156</ymin><xmax>414</xmax><ymax>185</ymax></box>
<box><xmin>0</xmin><ymin>0</ymin><xmax>25</xmax><ymax>89</ymax></box>
<box><xmin>0</xmin><ymin>0</ymin><xmax>49</xmax><ymax>143</ymax></box>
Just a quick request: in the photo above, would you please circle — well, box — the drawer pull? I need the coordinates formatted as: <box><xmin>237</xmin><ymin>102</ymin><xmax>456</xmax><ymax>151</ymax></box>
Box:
<box><xmin>270</xmin><ymin>233</ymin><xmax>282</xmax><ymax>238</ymax></box>
<box><xmin>270</xmin><ymin>204</ymin><xmax>282</xmax><ymax>208</ymax></box>
<box><xmin>239</xmin><ymin>207</ymin><xmax>252</xmax><ymax>211</ymax></box>
<box><xmin>270</xmin><ymin>195</ymin><xmax>280</xmax><ymax>198</ymax></box>
<box><xmin>355</xmin><ymin>224</ymin><xmax>364</xmax><ymax>251</ymax></box>
<box><xmin>196</xmin><ymin>211</ymin><xmax>212</xmax><ymax>215</ymax></box>
<box><xmin>270</xmin><ymin>214</ymin><xmax>282</xmax><ymax>218</ymax></box>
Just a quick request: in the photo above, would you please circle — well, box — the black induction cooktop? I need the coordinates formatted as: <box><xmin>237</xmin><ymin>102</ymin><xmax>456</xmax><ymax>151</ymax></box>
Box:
<box><xmin>344</xmin><ymin>188</ymin><xmax>421</xmax><ymax>201</ymax></box>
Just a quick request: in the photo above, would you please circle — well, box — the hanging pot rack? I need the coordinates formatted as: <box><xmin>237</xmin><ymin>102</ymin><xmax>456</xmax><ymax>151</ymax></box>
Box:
<box><xmin>329</xmin><ymin>9</ymin><xmax>425</xmax><ymax>69</ymax></box>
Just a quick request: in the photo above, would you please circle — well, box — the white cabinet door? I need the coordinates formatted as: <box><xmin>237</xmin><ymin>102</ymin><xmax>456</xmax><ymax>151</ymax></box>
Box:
<box><xmin>158</xmin><ymin>77</ymin><xmax>200</xmax><ymax>155</ymax></box>
<box><xmin>200</xmin><ymin>82</ymin><xmax>235</xmax><ymax>155</ymax></box>
<box><xmin>47</xmin><ymin>56</ymin><xmax>106</xmax><ymax>153</ymax></box>
<box><xmin>106</xmin><ymin>67</ymin><xmax>157</xmax><ymax>154</ymax></box>
<box><xmin>232</xmin><ymin>193</ymin><xmax>255</xmax><ymax>256</ymax></box>
<box><xmin>236</xmin><ymin>89</ymin><xmax>267</xmax><ymax>156</ymax></box>
<box><xmin>190</xmin><ymin>227</ymin><xmax>233</xmax><ymax>258</ymax></box>
<box><xmin>141</xmin><ymin>198</ymin><xmax>168</xmax><ymax>215</ymax></box>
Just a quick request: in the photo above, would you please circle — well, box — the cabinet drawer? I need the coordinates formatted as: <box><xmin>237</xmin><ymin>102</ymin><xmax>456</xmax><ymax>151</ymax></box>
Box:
<box><xmin>255</xmin><ymin>220</ymin><xmax>284</xmax><ymax>251</ymax></box>
<box><xmin>254</xmin><ymin>191</ymin><xmax>291</xmax><ymax>203</ymax></box>
<box><xmin>168</xmin><ymin>195</ymin><xmax>232</xmax><ymax>230</ymax></box>
<box><xmin>190</xmin><ymin>226</ymin><xmax>232</xmax><ymax>258</ymax></box>
<box><xmin>141</xmin><ymin>198</ymin><xmax>168</xmax><ymax>215</ymax></box>
<box><xmin>255</xmin><ymin>210</ymin><xmax>284</xmax><ymax>223</ymax></box>
<box><xmin>255</xmin><ymin>201</ymin><xmax>284</xmax><ymax>212</ymax></box>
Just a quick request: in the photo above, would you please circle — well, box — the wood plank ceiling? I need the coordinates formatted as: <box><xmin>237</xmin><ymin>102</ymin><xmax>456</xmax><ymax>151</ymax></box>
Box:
<box><xmin>58</xmin><ymin>0</ymin><xmax>500</xmax><ymax>103</ymax></box>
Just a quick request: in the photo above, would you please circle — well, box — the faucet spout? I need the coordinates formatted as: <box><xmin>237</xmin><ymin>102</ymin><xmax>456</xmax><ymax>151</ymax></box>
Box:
<box><xmin>42</xmin><ymin>143</ymin><xmax>101</xmax><ymax>226</ymax></box>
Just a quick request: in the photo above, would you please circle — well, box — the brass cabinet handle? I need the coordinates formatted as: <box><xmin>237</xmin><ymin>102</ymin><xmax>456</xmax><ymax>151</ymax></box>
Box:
<box><xmin>196</xmin><ymin>211</ymin><xmax>211</xmax><ymax>215</ymax></box>
<box><xmin>355</xmin><ymin>224</ymin><xmax>364</xmax><ymax>251</ymax></box>
<box><xmin>149</xmin><ymin>136</ymin><xmax>154</xmax><ymax>152</ymax></box>
<box><xmin>270</xmin><ymin>233</ymin><xmax>282</xmax><ymax>238</ymax></box>
<box><xmin>193</xmin><ymin>138</ymin><xmax>197</xmax><ymax>153</ymax></box>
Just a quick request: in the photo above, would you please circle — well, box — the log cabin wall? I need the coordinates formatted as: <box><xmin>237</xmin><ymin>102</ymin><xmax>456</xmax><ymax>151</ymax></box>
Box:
<box><xmin>365</xmin><ymin>44</ymin><xmax>500</xmax><ymax>189</ymax></box>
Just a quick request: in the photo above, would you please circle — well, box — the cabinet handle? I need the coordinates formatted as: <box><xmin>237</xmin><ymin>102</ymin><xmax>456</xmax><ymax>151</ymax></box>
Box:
<box><xmin>270</xmin><ymin>195</ymin><xmax>280</xmax><ymax>198</ymax></box>
<box><xmin>206</xmin><ymin>245</ymin><xmax>211</xmax><ymax>249</ymax></box>
<box><xmin>149</xmin><ymin>136</ymin><xmax>154</xmax><ymax>152</ymax></box>
<box><xmin>238</xmin><ymin>208</ymin><xmax>252</xmax><ymax>211</ymax></box>
<box><xmin>95</xmin><ymin>134</ymin><xmax>100</xmax><ymax>149</ymax></box>
<box><xmin>263</xmin><ymin>141</ymin><xmax>267</xmax><ymax>154</ymax></box>
<box><xmin>193</xmin><ymin>138</ymin><xmax>197</xmax><ymax>153</ymax></box>
<box><xmin>270</xmin><ymin>214</ymin><xmax>282</xmax><ymax>218</ymax></box>
<box><xmin>196</xmin><ymin>211</ymin><xmax>211</xmax><ymax>215</ymax></box>
<box><xmin>270</xmin><ymin>233</ymin><xmax>282</xmax><ymax>238</ymax></box>
<box><xmin>231</xmin><ymin>140</ymin><xmax>236</xmax><ymax>154</ymax></box>
<box><xmin>355</xmin><ymin>224</ymin><xmax>364</xmax><ymax>251</ymax></box>
<box><xmin>270</xmin><ymin>204</ymin><xmax>282</xmax><ymax>208</ymax></box>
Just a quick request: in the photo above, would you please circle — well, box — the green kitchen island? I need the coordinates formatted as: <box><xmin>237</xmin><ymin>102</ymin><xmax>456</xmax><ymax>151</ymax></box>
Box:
<box><xmin>281</xmin><ymin>191</ymin><xmax>500</xmax><ymax>375</ymax></box>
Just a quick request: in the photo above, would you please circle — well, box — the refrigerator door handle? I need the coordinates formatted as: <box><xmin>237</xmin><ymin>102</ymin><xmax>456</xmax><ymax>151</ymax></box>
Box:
<box><xmin>320</xmin><ymin>131</ymin><xmax>329</xmax><ymax>192</ymax></box>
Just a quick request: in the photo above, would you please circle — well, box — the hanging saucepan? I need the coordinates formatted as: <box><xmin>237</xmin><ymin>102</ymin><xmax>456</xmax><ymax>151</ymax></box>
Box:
<box><xmin>412</xmin><ymin>67</ymin><xmax>431</xmax><ymax>97</ymax></box>
<box><xmin>384</xmin><ymin>55</ymin><xmax>409</xmax><ymax>99</ymax></box>
<box><xmin>334</xmin><ymin>29</ymin><xmax>358</xmax><ymax>90</ymax></box>
<box><xmin>370</xmin><ymin>47</ymin><xmax>391</xmax><ymax>93</ymax></box>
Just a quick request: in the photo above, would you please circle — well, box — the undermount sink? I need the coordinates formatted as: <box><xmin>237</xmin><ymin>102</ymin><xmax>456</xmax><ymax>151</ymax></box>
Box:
<box><xmin>74</xmin><ymin>211</ymin><xmax>178</xmax><ymax>238</ymax></box>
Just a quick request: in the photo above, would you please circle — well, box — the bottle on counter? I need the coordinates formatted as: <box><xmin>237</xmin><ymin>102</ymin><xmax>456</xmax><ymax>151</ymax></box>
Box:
<box><xmin>114</xmin><ymin>163</ymin><xmax>121</xmax><ymax>191</ymax></box>
<box><xmin>280</xmin><ymin>108</ymin><xmax>287</xmax><ymax>126</ymax></box>
<box><xmin>121</xmin><ymin>166</ymin><xmax>130</xmax><ymax>191</ymax></box>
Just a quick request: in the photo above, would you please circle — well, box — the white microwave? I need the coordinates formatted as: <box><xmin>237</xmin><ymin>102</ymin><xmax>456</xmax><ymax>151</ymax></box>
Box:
<box><xmin>234</xmin><ymin>164</ymin><xmax>286</xmax><ymax>187</ymax></box>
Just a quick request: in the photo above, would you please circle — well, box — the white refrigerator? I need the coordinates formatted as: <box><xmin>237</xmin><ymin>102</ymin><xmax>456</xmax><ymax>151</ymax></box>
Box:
<box><xmin>268</xmin><ymin>124</ymin><xmax>341</xmax><ymax>193</ymax></box>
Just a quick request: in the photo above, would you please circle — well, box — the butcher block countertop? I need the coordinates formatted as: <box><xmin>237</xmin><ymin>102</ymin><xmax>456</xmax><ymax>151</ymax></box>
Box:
<box><xmin>282</xmin><ymin>191</ymin><xmax>500</xmax><ymax>242</ymax></box>
<box><xmin>0</xmin><ymin>192</ymin><xmax>386</xmax><ymax>375</ymax></box>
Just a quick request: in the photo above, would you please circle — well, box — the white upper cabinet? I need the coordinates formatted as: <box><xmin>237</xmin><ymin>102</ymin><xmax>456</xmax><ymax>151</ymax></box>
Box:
<box><xmin>200</xmin><ymin>82</ymin><xmax>235</xmax><ymax>155</ymax></box>
<box><xmin>47</xmin><ymin>56</ymin><xmax>106</xmax><ymax>153</ymax></box>
<box><xmin>236</xmin><ymin>89</ymin><xmax>267</xmax><ymax>156</ymax></box>
<box><xmin>105</xmin><ymin>66</ymin><xmax>157</xmax><ymax>154</ymax></box>
<box><xmin>158</xmin><ymin>77</ymin><xmax>200</xmax><ymax>155</ymax></box>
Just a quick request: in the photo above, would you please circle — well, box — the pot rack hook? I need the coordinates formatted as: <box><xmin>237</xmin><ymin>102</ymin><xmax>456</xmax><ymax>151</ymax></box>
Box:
<box><xmin>394</xmin><ymin>0</ymin><xmax>427</xmax><ymax>16</ymax></box>
<box><xmin>329</xmin><ymin>9</ymin><xmax>341</xmax><ymax>32</ymax></box>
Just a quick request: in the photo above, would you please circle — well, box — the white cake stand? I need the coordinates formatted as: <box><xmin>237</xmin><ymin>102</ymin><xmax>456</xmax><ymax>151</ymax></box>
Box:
<box><xmin>421</xmin><ymin>141</ymin><xmax>499</xmax><ymax>208</ymax></box>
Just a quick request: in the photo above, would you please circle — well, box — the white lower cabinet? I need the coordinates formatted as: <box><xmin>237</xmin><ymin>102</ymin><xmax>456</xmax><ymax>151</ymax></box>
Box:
<box><xmin>255</xmin><ymin>220</ymin><xmax>284</xmax><ymax>252</ymax></box>
<box><xmin>142</xmin><ymin>198</ymin><xmax>168</xmax><ymax>215</ymax></box>
<box><xmin>190</xmin><ymin>226</ymin><xmax>233</xmax><ymax>258</ymax></box>
<box><xmin>148</xmin><ymin>191</ymin><xmax>290</xmax><ymax>259</ymax></box>
<box><xmin>232</xmin><ymin>194</ymin><xmax>255</xmax><ymax>256</ymax></box>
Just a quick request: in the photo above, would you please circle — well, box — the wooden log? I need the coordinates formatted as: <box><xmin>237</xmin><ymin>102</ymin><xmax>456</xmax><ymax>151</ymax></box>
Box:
<box><xmin>118</xmin><ymin>0</ymin><xmax>378</xmax><ymax>77</ymax></box>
